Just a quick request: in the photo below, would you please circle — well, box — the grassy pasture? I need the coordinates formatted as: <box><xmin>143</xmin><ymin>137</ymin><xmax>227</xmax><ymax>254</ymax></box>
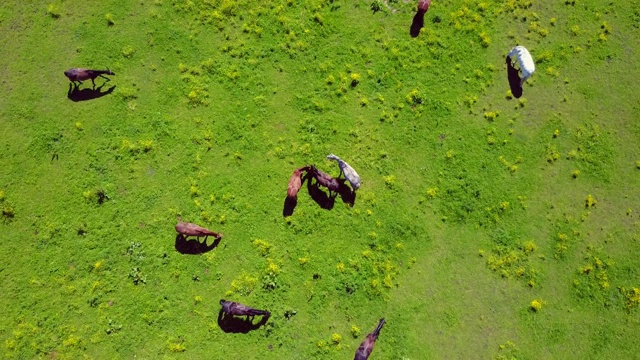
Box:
<box><xmin>0</xmin><ymin>0</ymin><xmax>639</xmax><ymax>359</ymax></box>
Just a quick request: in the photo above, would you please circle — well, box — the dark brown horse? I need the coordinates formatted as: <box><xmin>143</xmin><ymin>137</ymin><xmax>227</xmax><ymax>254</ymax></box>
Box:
<box><xmin>287</xmin><ymin>166</ymin><xmax>311</xmax><ymax>200</ymax></box>
<box><xmin>410</xmin><ymin>0</ymin><xmax>431</xmax><ymax>37</ymax></box>
<box><xmin>354</xmin><ymin>318</ymin><xmax>386</xmax><ymax>360</ymax></box>
<box><xmin>175</xmin><ymin>222</ymin><xmax>222</xmax><ymax>241</ymax></box>
<box><xmin>308</xmin><ymin>165</ymin><xmax>340</xmax><ymax>196</ymax></box>
<box><xmin>219</xmin><ymin>300</ymin><xmax>270</xmax><ymax>318</ymax></box>
<box><xmin>64</xmin><ymin>68</ymin><xmax>114</xmax><ymax>87</ymax></box>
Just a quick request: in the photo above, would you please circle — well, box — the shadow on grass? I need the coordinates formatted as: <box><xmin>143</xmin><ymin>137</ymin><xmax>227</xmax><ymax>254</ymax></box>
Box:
<box><xmin>283</xmin><ymin>196</ymin><xmax>297</xmax><ymax>217</ymax></box>
<box><xmin>174</xmin><ymin>234</ymin><xmax>221</xmax><ymax>255</ymax></box>
<box><xmin>410</xmin><ymin>11</ymin><xmax>425</xmax><ymax>38</ymax></box>
<box><xmin>506</xmin><ymin>56</ymin><xmax>523</xmax><ymax>99</ymax></box>
<box><xmin>217</xmin><ymin>310</ymin><xmax>270</xmax><ymax>334</ymax></box>
<box><xmin>307</xmin><ymin>177</ymin><xmax>336</xmax><ymax>210</ymax></box>
<box><xmin>67</xmin><ymin>82</ymin><xmax>116</xmax><ymax>102</ymax></box>
<box><xmin>338</xmin><ymin>182</ymin><xmax>356</xmax><ymax>207</ymax></box>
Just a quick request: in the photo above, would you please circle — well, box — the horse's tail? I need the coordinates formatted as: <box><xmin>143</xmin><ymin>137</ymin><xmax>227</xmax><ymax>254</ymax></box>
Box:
<box><xmin>94</xmin><ymin>69</ymin><xmax>115</xmax><ymax>76</ymax></box>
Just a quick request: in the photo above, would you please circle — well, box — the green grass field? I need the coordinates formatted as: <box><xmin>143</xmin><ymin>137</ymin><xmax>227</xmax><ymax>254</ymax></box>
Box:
<box><xmin>1</xmin><ymin>0</ymin><xmax>639</xmax><ymax>358</ymax></box>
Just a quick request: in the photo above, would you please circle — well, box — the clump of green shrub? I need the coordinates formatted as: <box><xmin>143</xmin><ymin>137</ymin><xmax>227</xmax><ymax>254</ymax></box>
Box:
<box><xmin>571</xmin><ymin>25</ymin><xmax>580</xmax><ymax>36</ymax></box>
<box><xmin>405</xmin><ymin>89</ymin><xmax>423</xmax><ymax>105</ymax></box>
<box><xmin>620</xmin><ymin>287</ymin><xmax>640</xmax><ymax>309</ymax></box>
<box><xmin>335</xmin><ymin>244</ymin><xmax>402</xmax><ymax>298</ymax></box>
<box><xmin>253</xmin><ymin>239</ymin><xmax>272</xmax><ymax>256</ymax></box>
<box><xmin>530</xmin><ymin>299</ymin><xmax>543</xmax><ymax>312</ymax></box>
<box><xmin>121</xmin><ymin>45</ymin><xmax>135</xmax><ymax>58</ymax></box>
<box><xmin>2</xmin><ymin>206</ymin><xmax>15</xmax><ymax>220</ymax></box>
<box><xmin>0</xmin><ymin>191</ymin><xmax>12</xmax><ymax>222</ymax></box>
<box><xmin>484</xmin><ymin>111</ymin><xmax>500</xmax><ymax>121</ymax></box>
<box><xmin>226</xmin><ymin>272</ymin><xmax>258</xmax><ymax>296</ymax></box>
<box><xmin>167</xmin><ymin>338</ymin><xmax>186</xmax><ymax>352</ymax></box>
<box><xmin>120</xmin><ymin>139</ymin><xmax>154</xmax><ymax>156</ymax></box>
<box><xmin>483</xmin><ymin>239</ymin><xmax>538</xmax><ymax>287</ymax></box>
<box><xmin>479</xmin><ymin>31</ymin><xmax>491</xmax><ymax>47</ymax></box>
<box><xmin>46</xmin><ymin>4</ymin><xmax>61</xmax><ymax>18</ymax></box>
<box><xmin>105</xmin><ymin>13</ymin><xmax>115</xmax><ymax>26</ymax></box>
<box><xmin>370</xmin><ymin>0</ymin><xmax>384</xmax><ymax>13</ymax></box>
<box><xmin>83</xmin><ymin>188</ymin><xmax>109</xmax><ymax>205</ymax></box>
<box><xmin>572</xmin><ymin>246</ymin><xmax>617</xmax><ymax>305</ymax></box>
<box><xmin>546</xmin><ymin>144</ymin><xmax>560</xmax><ymax>163</ymax></box>
<box><xmin>129</xmin><ymin>267</ymin><xmax>146</xmax><ymax>285</ymax></box>
<box><xmin>350</xmin><ymin>325</ymin><xmax>361</xmax><ymax>338</ymax></box>
<box><xmin>262</xmin><ymin>258</ymin><xmax>281</xmax><ymax>290</ymax></box>
<box><xmin>495</xmin><ymin>340</ymin><xmax>519</xmax><ymax>360</ymax></box>
<box><xmin>350</xmin><ymin>73</ymin><xmax>360</xmax><ymax>87</ymax></box>
<box><xmin>384</xmin><ymin>175</ymin><xmax>396</xmax><ymax>189</ymax></box>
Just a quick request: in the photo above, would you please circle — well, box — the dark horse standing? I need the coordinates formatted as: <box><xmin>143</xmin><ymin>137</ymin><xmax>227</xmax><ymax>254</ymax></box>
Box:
<box><xmin>308</xmin><ymin>165</ymin><xmax>340</xmax><ymax>197</ymax></box>
<box><xmin>354</xmin><ymin>318</ymin><xmax>386</xmax><ymax>360</ymax></box>
<box><xmin>218</xmin><ymin>300</ymin><xmax>270</xmax><ymax>333</ymax></box>
<box><xmin>175</xmin><ymin>222</ymin><xmax>223</xmax><ymax>242</ymax></box>
<box><xmin>219</xmin><ymin>300</ymin><xmax>271</xmax><ymax>319</ymax></box>
<box><xmin>64</xmin><ymin>68</ymin><xmax>114</xmax><ymax>87</ymax></box>
<box><xmin>410</xmin><ymin>0</ymin><xmax>431</xmax><ymax>37</ymax></box>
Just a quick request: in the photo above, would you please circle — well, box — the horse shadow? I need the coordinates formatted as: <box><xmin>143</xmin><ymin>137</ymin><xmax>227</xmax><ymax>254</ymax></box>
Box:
<box><xmin>307</xmin><ymin>176</ymin><xmax>357</xmax><ymax>210</ymax></box>
<box><xmin>506</xmin><ymin>56</ymin><xmax>523</xmax><ymax>99</ymax></box>
<box><xmin>410</xmin><ymin>11</ymin><xmax>425</xmax><ymax>37</ymax></box>
<box><xmin>337</xmin><ymin>182</ymin><xmax>356</xmax><ymax>207</ymax></box>
<box><xmin>283</xmin><ymin>196</ymin><xmax>298</xmax><ymax>217</ymax></box>
<box><xmin>174</xmin><ymin>234</ymin><xmax>221</xmax><ymax>255</ymax></box>
<box><xmin>217</xmin><ymin>310</ymin><xmax>270</xmax><ymax>334</ymax></box>
<box><xmin>67</xmin><ymin>82</ymin><xmax>116</xmax><ymax>102</ymax></box>
<box><xmin>307</xmin><ymin>175</ymin><xmax>336</xmax><ymax>210</ymax></box>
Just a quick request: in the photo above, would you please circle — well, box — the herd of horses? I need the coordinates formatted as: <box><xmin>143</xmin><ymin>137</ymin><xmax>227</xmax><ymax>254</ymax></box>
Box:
<box><xmin>62</xmin><ymin>1</ymin><xmax>537</xmax><ymax>358</ymax></box>
<box><xmin>174</xmin><ymin>220</ymin><xmax>385</xmax><ymax>358</ymax></box>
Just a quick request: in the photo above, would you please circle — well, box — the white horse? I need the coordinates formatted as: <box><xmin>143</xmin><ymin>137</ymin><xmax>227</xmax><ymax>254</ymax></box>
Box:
<box><xmin>327</xmin><ymin>154</ymin><xmax>361</xmax><ymax>190</ymax></box>
<box><xmin>507</xmin><ymin>46</ymin><xmax>535</xmax><ymax>86</ymax></box>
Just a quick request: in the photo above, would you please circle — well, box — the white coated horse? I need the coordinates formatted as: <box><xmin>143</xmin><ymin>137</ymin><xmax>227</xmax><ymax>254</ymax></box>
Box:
<box><xmin>327</xmin><ymin>154</ymin><xmax>361</xmax><ymax>190</ymax></box>
<box><xmin>507</xmin><ymin>46</ymin><xmax>535</xmax><ymax>86</ymax></box>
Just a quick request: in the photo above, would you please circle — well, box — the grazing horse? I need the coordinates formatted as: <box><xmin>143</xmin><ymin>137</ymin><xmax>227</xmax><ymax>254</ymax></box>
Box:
<box><xmin>410</xmin><ymin>0</ymin><xmax>431</xmax><ymax>37</ymax></box>
<box><xmin>287</xmin><ymin>166</ymin><xmax>311</xmax><ymax>200</ymax></box>
<box><xmin>219</xmin><ymin>300</ymin><xmax>270</xmax><ymax>319</ymax></box>
<box><xmin>354</xmin><ymin>318</ymin><xmax>386</xmax><ymax>360</ymax></box>
<box><xmin>175</xmin><ymin>222</ymin><xmax>222</xmax><ymax>241</ymax></box>
<box><xmin>506</xmin><ymin>46</ymin><xmax>535</xmax><ymax>86</ymax></box>
<box><xmin>64</xmin><ymin>68</ymin><xmax>115</xmax><ymax>87</ymax></box>
<box><xmin>327</xmin><ymin>154</ymin><xmax>361</xmax><ymax>190</ymax></box>
<box><xmin>308</xmin><ymin>165</ymin><xmax>340</xmax><ymax>196</ymax></box>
